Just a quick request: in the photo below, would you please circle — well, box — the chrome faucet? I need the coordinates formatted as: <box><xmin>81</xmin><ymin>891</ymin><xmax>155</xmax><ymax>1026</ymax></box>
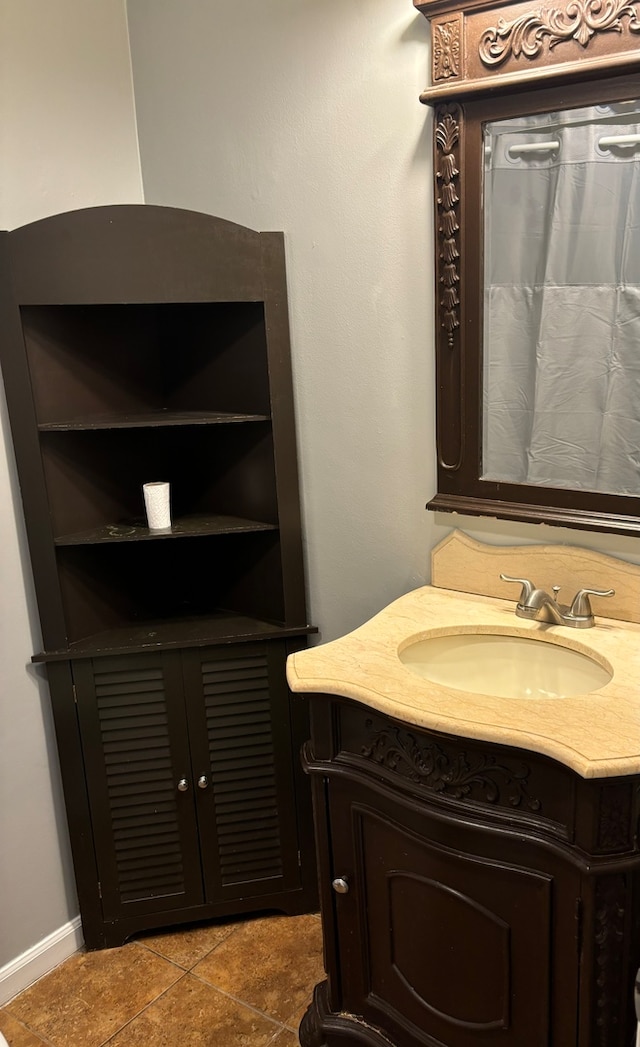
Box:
<box><xmin>500</xmin><ymin>575</ymin><xmax>615</xmax><ymax>629</ymax></box>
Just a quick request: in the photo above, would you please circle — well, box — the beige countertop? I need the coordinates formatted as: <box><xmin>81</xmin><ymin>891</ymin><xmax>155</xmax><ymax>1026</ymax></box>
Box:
<box><xmin>287</xmin><ymin>585</ymin><xmax>640</xmax><ymax>779</ymax></box>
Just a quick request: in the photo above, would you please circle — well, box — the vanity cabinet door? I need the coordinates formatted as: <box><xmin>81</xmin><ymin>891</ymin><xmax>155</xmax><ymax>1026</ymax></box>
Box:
<box><xmin>73</xmin><ymin>651</ymin><xmax>205</xmax><ymax>921</ymax></box>
<box><xmin>327</xmin><ymin>776</ymin><xmax>579</xmax><ymax>1047</ymax></box>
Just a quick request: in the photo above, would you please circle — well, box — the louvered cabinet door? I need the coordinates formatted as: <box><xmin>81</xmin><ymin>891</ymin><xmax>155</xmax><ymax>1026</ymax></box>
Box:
<box><xmin>182</xmin><ymin>641</ymin><xmax>302</xmax><ymax>904</ymax></box>
<box><xmin>73</xmin><ymin>652</ymin><xmax>204</xmax><ymax>920</ymax></box>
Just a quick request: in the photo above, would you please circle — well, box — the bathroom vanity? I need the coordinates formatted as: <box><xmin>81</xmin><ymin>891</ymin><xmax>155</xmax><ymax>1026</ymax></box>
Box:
<box><xmin>288</xmin><ymin>0</ymin><xmax>640</xmax><ymax>1038</ymax></box>
<box><xmin>288</xmin><ymin>534</ymin><xmax>640</xmax><ymax>1047</ymax></box>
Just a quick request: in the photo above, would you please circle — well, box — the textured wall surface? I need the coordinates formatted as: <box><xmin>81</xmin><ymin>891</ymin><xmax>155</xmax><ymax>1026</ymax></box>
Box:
<box><xmin>0</xmin><ymin>0</ymin><xmax>143</xmax><ymax>971</ymax></box>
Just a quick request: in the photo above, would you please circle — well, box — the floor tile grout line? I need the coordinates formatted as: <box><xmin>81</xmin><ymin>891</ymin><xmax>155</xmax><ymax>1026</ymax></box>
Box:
<box><xmin>2</xmin><ymin>1000</ymin><xmax>63</xmax><ymax>1043</ymax></box>
<box><xmin>136</xmin><ymin>931</ymin><xmax>240</xmax><ymax>972</ymax></box>
<box><xmin>0</xmin><ymin>1009</ymin><xmax>59</xmax><ymax>1047</ymax></box>
<box><xmin>136</xmin><ymin>923</ymin><xmax>243</xmax><ymax>969</ymax></box>
<box><xmin>97</xmin><ymin>969</ymin><xmax>192</xmax><ymax>1047</ymax></box>
<box><xmin>187</xmin><ymin>970</ymin><xmax>290</xmax><ymax>1033</ymax></box>
<box><xmin>2</xmin><ymin>946</ymin><xmax>186</xmax><ymax>1045</ymax></box>
<box><xmin>25</xmin><ymin>956</ymin><xmax>188</xmax><ymax>1047</ymax></box>
<box><xmin>96</xmin><ymin>970</ymin><xmax>294</xmax><ymax>1047</ymax></box>
<box><xmin>265</xmin><ymin>1028</ymin><xmax>290</xmax><ymax>1046</ymax></box>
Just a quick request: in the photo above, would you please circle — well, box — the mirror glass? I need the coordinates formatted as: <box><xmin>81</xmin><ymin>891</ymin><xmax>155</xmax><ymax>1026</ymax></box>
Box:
<box><xmin>482</xmin><ymin>100</ymin><xmax>640</xmax><ymax>497</ymax></box>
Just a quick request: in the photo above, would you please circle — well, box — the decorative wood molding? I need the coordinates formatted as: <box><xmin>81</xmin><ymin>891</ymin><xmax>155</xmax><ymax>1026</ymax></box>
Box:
<box><xmin>592</xmin><ymin>875</ymin><xmax>627</xmax><ymax>1045</ymax></box>
<box><xmin>434</xmin><ymin>104</ymin><xmax>464</xmax><ymax>472</ymax></box>
<box><xmin>479</xmin><ymin>0</ymin><xmax>640</xmax><ymax>68</ymax></box>
<box><xmin>435</xmin><ymin>106</ymin><xmax>461</xmax><ymax>349</ymax></box>
<box><xmin>361</xmin><ymin>721</ymin><xmax>542</xmax><ymax>812</ymax></box>
<box><xmin>596</xmin><ymin>783</ymin><xmax>633</xmax><ymax>852</ymax></box>
<box><xmin>433</xmin><ymin>17</ymin><xmax>462</xmax><ymax>79</ymax></box>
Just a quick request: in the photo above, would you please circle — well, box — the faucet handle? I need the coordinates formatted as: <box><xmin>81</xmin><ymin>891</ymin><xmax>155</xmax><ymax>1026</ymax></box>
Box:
<box><xmin>569</xmin><ymin>587</ymin><xmax>615</xmax><ymax>618</ymax></box>
<box><xmin>500</xmin><ymin>575</ymin><xmax>536</xmax><ymax>605</ymax></box>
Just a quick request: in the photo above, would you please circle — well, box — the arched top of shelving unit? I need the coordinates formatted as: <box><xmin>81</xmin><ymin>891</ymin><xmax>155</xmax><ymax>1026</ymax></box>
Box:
<box><xmin>7</xmin><ymin>204</ymin><xmax>275</xmax><ymax>304</ymax></box>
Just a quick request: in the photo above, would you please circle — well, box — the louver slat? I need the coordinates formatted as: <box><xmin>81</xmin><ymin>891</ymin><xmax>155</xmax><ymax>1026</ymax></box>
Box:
<box><xmin>93</xmin><ymin>664</ymin><xmax>188</xmax><ymax>904</ymax></box>
<box><xmin>216</xmin><ymin>808</ymin><xmax>279</xmax><ymax>827</ymax></box>
<box><xmin>203</xmin><ymin>653</ymin><xmax>284</xmax><ymax>886</ymax></box>
<box><xmin>215</xmin><ymin>802</ymin><xmax>280</xmax><ymax>824</ymax></box>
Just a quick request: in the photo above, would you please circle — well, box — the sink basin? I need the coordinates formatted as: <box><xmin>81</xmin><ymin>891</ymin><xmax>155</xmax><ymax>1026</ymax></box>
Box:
<box><xmin>399</xmin><ymin>632</ymin><xmax>612</xmax><ymax>699</ymax></box>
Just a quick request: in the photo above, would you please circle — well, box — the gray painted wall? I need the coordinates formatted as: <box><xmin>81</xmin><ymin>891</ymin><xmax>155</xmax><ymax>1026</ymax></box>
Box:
<box><xmin>0</xmin><ymin>0</ymin><xmax>143</xmax><ymax>973</ymax></box>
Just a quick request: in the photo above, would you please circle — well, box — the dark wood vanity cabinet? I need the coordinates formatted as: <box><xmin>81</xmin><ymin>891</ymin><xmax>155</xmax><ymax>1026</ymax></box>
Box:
<box><xmin>301</xmin><ymin>697</ymin><xmax>640</xmax><ymax>1047</ymax></box>
<box><xmin>322</xmin><ymin>778</ymin><xmax>578</xmax><ymax>1047</ymax></box>
<box><xmin>0</xmin><ymin>205</ymin><xmax>317</xmax><ymax>948</ymax></box>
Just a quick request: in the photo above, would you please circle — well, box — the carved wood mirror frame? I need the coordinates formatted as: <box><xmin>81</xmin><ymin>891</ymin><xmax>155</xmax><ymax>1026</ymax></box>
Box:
<box><xmin>414</xmin><ymin>0</ymin><xmax>640</xmax><ymax>535</ymax></box>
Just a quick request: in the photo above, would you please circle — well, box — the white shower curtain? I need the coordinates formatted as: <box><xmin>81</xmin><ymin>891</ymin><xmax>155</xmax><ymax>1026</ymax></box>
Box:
<box><xmin>482</xmin><ymin>102</ymin><xmax>640</xmax><ymax>495</ymax></box>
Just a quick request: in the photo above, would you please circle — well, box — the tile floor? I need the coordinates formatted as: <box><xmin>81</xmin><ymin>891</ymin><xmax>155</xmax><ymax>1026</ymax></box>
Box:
<box><xmin>0</xmin><ymin>912</ymin><xmax>324</xmax><ymax>1047</ymax></box>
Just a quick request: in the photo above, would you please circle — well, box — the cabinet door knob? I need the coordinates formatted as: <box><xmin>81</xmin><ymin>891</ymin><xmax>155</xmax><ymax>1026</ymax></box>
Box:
<box><xmin>177</xmin><ymin>778</ymin><xmax>189</xmax><ymax>792</ymax></box>
<box><xmin>197</xmin><ymin>775</ymin><xmax>208</xmax><ymax>789</ymax></box>
<box><xmin>332</xmin><ymin>877</ymin><xmax>349</xmax><ymax>894</ymax></box>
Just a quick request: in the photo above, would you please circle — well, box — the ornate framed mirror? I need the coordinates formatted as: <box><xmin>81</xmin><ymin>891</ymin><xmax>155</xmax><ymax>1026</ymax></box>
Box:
<box><xmin>415</xmin><ymin>0</ymin><xmax>640</xmax><ymax>534</ymax></box>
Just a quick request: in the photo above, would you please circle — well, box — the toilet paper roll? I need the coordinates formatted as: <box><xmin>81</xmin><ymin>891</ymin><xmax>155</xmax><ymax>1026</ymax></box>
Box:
<box><xmin>143</xmin><ymin>481</ymin><xmax>171</xmax><ymax>531</ymax></box>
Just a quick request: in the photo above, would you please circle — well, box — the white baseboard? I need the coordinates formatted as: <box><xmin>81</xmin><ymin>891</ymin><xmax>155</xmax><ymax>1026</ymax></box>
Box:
<box><xmin>0</xmin><ymin>916</ymin><xmax>83</xmax><ymax>1006</ymax></box>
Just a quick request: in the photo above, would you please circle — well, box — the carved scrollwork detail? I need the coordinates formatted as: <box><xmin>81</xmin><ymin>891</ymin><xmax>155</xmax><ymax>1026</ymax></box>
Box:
<box><xmin>596</xmin><ymin>783</ymin><xmax>632</xmax><ymax>851</ymax></box>
<box><xmin>435</xmin><ymin>107</ymin><xmax>461</xmax><ymax>349</ymax></box>
<box><xmin>361</xmin><ymin>722</ymin><xmax>542</xmax><ymax>812</ymax></box>
<box><xmin>479</xmin><ymin>0</ymin><xmax>640</xmax><ymax>67</ymax></box>
<box><xmin>593</xmin><ymin>875</ymin><xmax>627</xmax><ymax>1044</ymax></box>
<box><xmin>433</xmin><ymin>19</ymin><xmax>461</xmax><ymax>79</ymax></box>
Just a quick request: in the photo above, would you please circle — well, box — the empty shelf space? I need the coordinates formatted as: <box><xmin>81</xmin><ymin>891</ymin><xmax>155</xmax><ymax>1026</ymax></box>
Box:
<box><xmin>34</xmin><ymin>613</ymin><xmax>316</xmax><ymax>661</ymax></box>
<box><xmin>54</xmin><ymin>530</ymin><xmax>287</xmax><ymax>647</ymax></box>
<box><xmin>21</xmin><ymin>301</ymin><xmax>272</xmax><ymax>425</ymax></box>
<box><xmin>39</xmin><ymin>411</ymin><xmax>270</xmax><ymax>431</ymax></box>
<box><xmin>55</xmin><ymin>514</ymin><xmax>279</xmax><ymax>545</ymax></box>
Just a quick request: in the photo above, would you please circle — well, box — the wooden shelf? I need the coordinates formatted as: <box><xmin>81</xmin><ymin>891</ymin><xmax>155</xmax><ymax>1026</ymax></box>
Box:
<box><xmin>4</xmin><ymin>207</ymin><xmax>317</xmax><ymax>950</ymax></box>
<box><xmin>54</xmin><ymin>514</ymin><xmax>278</xmax><ymax>546</ymax></box>
<box><xmin>33</xmin><ymin>613</ymin><xmax>317</xmax><ymax>662</ymax></box>
<box><xmin>39</xmin><ymin>410</ymin><xmax>270</xmax><ymax>432</ymax></box>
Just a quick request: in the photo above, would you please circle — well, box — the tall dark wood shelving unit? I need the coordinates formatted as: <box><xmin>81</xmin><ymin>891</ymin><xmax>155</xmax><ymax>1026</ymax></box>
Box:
<box><xmin>0</xmin><ymin>205</ymin><xmax>318</xmax><ymax>948</ymax></box>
